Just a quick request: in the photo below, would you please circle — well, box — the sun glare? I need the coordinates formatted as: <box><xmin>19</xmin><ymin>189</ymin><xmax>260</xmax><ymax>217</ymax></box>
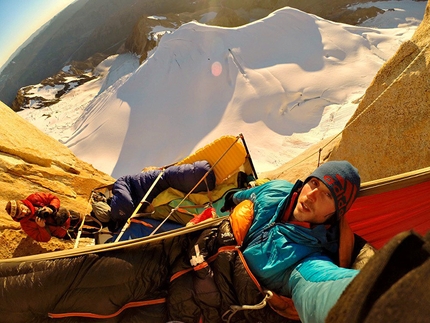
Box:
<box><xmin>211</xmin><ymin>61</ymin><xmax>222</xmax><ymax>76</ymax></box>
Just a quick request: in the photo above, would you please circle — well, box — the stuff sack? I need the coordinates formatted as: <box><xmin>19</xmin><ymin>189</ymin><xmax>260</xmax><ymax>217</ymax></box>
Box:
<box><xmin>327</xmin><ymin>230</ymin><xmax>430</xmax><ymax>323</ymax></box>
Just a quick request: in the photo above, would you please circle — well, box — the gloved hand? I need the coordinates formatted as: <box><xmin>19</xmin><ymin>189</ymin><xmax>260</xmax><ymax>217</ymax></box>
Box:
<box><xmin>220</xmin><ymin>191</ymin><xmax>237</xmax><ymax>213</ymax></box>
<box><xmin>37</xmin><ymin>206</ymin><xmax>54</xmax><ymax>219</ymax></box>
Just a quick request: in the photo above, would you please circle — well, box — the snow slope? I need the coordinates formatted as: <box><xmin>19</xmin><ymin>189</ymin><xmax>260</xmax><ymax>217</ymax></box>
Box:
<box><xmin>18</xmin><ymin>2</ymin><xmax>426</xmax><ymax>178</ymax></box>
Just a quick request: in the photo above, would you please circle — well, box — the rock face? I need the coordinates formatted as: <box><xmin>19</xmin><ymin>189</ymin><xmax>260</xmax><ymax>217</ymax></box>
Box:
<box><xmin>122</xmin><ymin>14</ymin><xmax>181</xmax><ymax>64</ymax></box>
<box><xmin>0</xmin><ymin>101</ymin><xmax>114</xmax><ymax>232</ymax></box>
<box><xmin>328</xmin><ymin>2</ymin><xmax>430</xmax><ymax>182</ymax></box>
<box><xmin>11</xmin><ymin>54</ymin><xmax>106</xmax><ymax>111</ymax></box>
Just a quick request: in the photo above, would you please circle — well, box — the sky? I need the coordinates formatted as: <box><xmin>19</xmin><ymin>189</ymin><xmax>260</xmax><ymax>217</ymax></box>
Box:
<box><xmin>0</xmin><ymin>0</ymin><xmax>75</xmax><ymax>70</ymax></box>
<box><xmin>17</xmin><ymin>1</ymin><xmax>427</xmax><ymax>180</ymax></box>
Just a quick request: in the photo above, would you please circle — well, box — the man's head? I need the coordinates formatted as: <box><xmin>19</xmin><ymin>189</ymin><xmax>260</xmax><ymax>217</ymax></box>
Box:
<box><xmin>292</xmin><ymin>161</ymin><xmax>360</xmax><ymax>224</ymax></box>
<box><xmin>5</xmin><ymin>200</ymin><xmax>31</xmax><ymax>220</ymax></box>
<box><xmin>54</xmin><ymin>207</ymin><xmax>70</xmax><ymax>226</ymax></box>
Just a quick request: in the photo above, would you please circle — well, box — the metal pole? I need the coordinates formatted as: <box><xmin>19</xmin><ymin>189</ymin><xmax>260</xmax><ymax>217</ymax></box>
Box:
<box><xmin>114</xmin><ymin>168</ymin><xmax>166</xmax><ymax>242</ymax></box>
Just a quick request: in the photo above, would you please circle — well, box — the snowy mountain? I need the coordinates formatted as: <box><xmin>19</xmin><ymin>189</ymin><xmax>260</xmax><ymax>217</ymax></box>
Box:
<box><xmin>17</xmin><ymin>2</ymin><xmax>426</xmax><ymax>179</ymax></box>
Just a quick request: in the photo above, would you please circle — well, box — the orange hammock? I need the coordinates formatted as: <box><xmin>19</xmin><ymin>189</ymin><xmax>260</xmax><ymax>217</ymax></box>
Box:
<box><xmin>347</xmin><ymin>167</ymin><xmax>430</xmax><ymax>249</ymax></box>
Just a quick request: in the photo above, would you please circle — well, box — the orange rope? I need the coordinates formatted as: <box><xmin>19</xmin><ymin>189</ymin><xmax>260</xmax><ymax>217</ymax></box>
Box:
<box><xmin>48</xmin><ymin>298</ymin><xmax>166</xmax><ymax>319</ymax></box>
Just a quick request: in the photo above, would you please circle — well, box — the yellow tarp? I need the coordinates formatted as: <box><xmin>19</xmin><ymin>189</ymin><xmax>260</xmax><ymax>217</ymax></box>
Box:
<box><xmin>178</xmin><ymin>135</ymin><xmax>247</xmax><ymax>184</ymax></box>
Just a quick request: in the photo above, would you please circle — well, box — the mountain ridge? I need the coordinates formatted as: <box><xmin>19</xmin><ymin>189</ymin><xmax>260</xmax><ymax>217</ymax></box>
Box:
<box><xmin>0</xmin><ymin>0</ymin><xmax>408</xmax><ymax>107</ymax></box>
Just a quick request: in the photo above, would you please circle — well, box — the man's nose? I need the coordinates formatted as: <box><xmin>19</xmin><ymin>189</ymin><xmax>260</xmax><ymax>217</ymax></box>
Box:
<box><xmin>306</xmin><ymin>188</ymin><xmax>317</xmax><ymax>200</ymax></box>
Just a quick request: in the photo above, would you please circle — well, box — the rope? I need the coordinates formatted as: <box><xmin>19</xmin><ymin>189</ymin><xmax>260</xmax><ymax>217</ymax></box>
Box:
<box><xmin>221</xmin><ymin>290</ymin><xmax>273</xmax><ymax>323</ymax></box>
<box><xmin>73</xmin><ymin>189</ymin><xmax>98</xmax><ymax>248</ymax></box>
<box><xmin>276</xmin><ymin>42</ymin><xmax>429</xmax><ymax>178</ymax></box>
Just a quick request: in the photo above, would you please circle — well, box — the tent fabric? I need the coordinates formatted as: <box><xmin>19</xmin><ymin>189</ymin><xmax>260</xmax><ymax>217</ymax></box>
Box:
<box><xmin>347</xmin><ymin>179</ymin><xmax>430</xmax><ymax>249</ymax></box>
<box><xmin>178</xmin><ymin>135</ymin><xmax>248</xmax><ymax>184</ymax></box>
<box><xmin>357</xmin><ymin>166</ymin><xmax>430</xmax><ymax>197</ymax></box>
<box><xmin>151</xmin><ymin>175</ymin><xmax>239</xmax><ymax>213</ymax></box>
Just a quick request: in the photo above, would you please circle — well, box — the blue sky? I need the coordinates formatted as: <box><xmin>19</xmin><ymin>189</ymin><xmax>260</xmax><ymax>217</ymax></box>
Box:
<box><xmin>0</xmin><ymin>0</ymin><xmax>75</xmax><ymax>70</ymax></box>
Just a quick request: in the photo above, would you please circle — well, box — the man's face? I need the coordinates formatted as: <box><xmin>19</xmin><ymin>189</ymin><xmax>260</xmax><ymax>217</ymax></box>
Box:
<box><xmin>292</xmin><ymin>178</ymin><xmax>336</xmax><ymax>224</ymax></box>
<box><xmin>15</xmin><ymin>204</ymin><xmax>31</xmax><ymax>219</ymax></box>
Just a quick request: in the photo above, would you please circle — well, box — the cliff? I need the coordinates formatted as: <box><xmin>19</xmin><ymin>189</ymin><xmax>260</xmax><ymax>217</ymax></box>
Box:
<box><xmin>328</xmin><ymin>1</ymin><xmax>430</xmax><ymax>181</ymax></box>
<box><xmin>0</xmin><ymin>101</ymin><xmax>114</xmax><ymax>257</ymax></box>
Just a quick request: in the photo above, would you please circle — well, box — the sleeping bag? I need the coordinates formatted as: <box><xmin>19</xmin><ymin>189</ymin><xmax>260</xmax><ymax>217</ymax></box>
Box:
<box><xmin>110</xmin><ymin>160</ymin><xmax>216</xmax><ymax>223</ymax></box>
<box><xmin>0</xmin><ymin>219</ymin><xmax>298</xmax><ymax>323</ymax></box>
<box><xmin>0</xmin><ymin>208</ymin><xmax>377</xmax><ymax>323</ymax></box>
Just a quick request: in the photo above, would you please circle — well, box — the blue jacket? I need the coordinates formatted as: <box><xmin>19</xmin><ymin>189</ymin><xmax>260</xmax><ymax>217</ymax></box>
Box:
<box><xmin>289</xmin><ymin>255</ymin><xmax>357</xmax><ymax>323</ymax></box>
<box><xmin>233</xmin><ymin>180</ymin><xmax>358</xmax><ymax>322</ymax></box>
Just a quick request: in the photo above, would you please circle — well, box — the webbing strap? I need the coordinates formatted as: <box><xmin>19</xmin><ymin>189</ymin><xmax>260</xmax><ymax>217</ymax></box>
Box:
<box><xmin>130</xmin><ymin>218</ymin><xmax>154</xmax><ymax>227</ymax></box>
<box><xmin>48</xmin><ymin>298</ymin><xmax>166</xmax><ymax>319</ymax></box>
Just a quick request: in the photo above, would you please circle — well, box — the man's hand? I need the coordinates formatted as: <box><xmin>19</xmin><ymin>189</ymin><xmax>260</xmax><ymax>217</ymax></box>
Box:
<box><xmin>35</xmin><ymin>217</ymin><xmax>46</xmax><ymax>227</ymax></box>
<box><xmin>37</xmin><ymin>206</ymin><xmax>54</xmax><ymax>219</ymax></box>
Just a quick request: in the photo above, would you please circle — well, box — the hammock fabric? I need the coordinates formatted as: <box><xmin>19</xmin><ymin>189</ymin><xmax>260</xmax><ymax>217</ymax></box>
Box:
<box><xmin>347</xmin><ymin>179</ymin><xmax>430</xmax><ymax>249</ymax></box>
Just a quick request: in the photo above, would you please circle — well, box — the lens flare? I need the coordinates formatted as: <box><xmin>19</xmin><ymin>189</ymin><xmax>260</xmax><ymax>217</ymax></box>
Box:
<box><xmin>211</xmin><ymin>61</ymin><xmax>222</xmax><ymax>76</ymax></box>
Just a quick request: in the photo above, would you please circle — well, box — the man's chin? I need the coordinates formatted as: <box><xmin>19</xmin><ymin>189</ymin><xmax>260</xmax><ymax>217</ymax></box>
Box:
<box><xmin>292</xmin><ymin>211</ymin><xmax>309</xmax><ymax>222</ymax></box>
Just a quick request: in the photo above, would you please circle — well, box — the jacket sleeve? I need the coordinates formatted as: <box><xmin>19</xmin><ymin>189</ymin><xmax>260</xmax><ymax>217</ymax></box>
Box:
<box><xmin>19</xmin><ymin>217</ymin><xmax>52</xmax><ymax>242</ymax></box>
<box><xmin>26</xmin><ymin>192</ymin><xmax>60</xmax><ymax>212</ymax></box>
<box><xmin>288</xmin><ymin>255</ymin><xmax>358</xmax><ymax>323</ymax></box>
